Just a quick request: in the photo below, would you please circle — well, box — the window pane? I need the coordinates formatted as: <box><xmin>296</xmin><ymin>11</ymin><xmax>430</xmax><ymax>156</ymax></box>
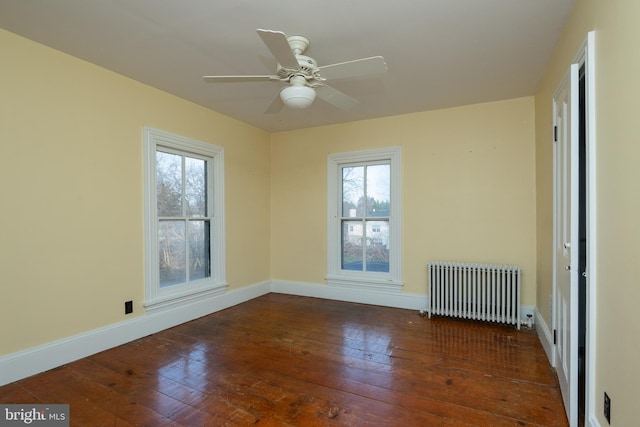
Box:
<box><xmin>365</xmin><ymin>220</ymin><xmax>389</xmax><ymax>272</ymax></box>
<box><xmin>158</xmin><ymin>221</ymin><xmax>186</xmax><ymax>287</ymax></box>
<box><xmin>185</xmin><ymin>157</ymin><xmax>207</xmax><ymax>217</ymax></box>
<box><xmin>366</xmin><ymin>164</ymin><xmax>390</xmax><ymax>217</ymax></box>
<box><xmin>189</xmin><ymin>220</ymin><xmax>211</xmax><ymax>281</ymax></box>
<box><xmin>157</xmin><ymin>151</ymin><xmax>183</xmax><ymax>217</ymax></box>
<box><xmin>342</xmin><ymin>220</ymin><xmax>363</xmax><ymax>271</ymax></box>
<box><xmin>342</xmin><ymin>166</ymin><xmax>364</xmax><ymax>217</ymax></box>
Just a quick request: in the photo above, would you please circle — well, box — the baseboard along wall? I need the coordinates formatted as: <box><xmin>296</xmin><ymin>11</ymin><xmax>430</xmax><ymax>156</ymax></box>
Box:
<box><xmin>0</xmin><ymin>280</ymin><xmax>536</xmax><ymax>386</ymax></box>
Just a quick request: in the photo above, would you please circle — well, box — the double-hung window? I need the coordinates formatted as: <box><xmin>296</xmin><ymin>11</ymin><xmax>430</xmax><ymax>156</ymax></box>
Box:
<box><xmin>143</xmin><ymin>127</ymin><xmax>226</xmax><ymax>312</ymax></box>
<box><xmin>327</xmin><ymin>147</ymin><xmax>402</xmax><ymax>291</ymax></box>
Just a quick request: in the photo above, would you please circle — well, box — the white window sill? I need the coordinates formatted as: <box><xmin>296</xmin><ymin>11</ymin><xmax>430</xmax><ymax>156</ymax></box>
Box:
<box><xmin>144</xmin><ymin>282</ymin><xmax>228</xmax><ymax>313</ymax></box>
<box><xmin>325</xmin><ymin>274</ymin><xmax>403</xmax><ymax>292</ymax></box>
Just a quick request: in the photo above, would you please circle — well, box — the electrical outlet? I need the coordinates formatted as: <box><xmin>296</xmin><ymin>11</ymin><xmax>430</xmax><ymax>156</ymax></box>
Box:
<box><xmin>125</xmin><ymin>300</ymin><xmax>133</xmax><ymax>315</ymax></box>
<box><xmin>604</xmin><ymin>392</ymin><xmax>611</xmax><ymax>424</ymax></box>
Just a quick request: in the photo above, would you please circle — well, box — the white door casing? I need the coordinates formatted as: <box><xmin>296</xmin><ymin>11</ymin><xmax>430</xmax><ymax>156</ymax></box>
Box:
<box><xmin>553</xmin><ymin>63</ymin><xmax>579</xmax><ymax>426</ymax></box>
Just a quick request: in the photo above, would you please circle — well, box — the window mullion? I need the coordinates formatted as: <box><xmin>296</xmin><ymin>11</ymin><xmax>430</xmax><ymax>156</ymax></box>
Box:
<box><xmin>339</xmin><ymin>168</ymin><xmax>345</xmax><ymax>272</ymax></box>
<box><xmin>362</xmin><ymin>166</ymin><xmax>368</xmax><ymax>271</ymax></box>
<box><xmin>338</xmin><ymin>167</ymin><xmax>345</xmax><ymax>218</ymax></box>
<box><xmin>181</xmin><ymin>156</ymin><xmax>190</xmax><ymax>284</ymax></box>
<box><xmin>361</xmin><ymin>216</ymin><xmax>367</xmax><ymax>271</ymax></box>
<box><xmin>206</xmin><ymin>160</ymin><xmax>214</xmax><ymax>277</ymax></box>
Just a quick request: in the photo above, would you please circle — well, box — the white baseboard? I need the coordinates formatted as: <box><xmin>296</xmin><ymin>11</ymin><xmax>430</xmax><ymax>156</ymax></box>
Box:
<box><xmin>0</xmin><ymin>281</ymin><xmax>271</xmax><ymax>386</ymax></box>
<box><xmin>535</xmin><ymin>306</ymin><xmax>555</xmax><ymax>367</ymax></box>
<box><xmin>270</xmin><ymin>279</ymin><xmax>428</xmax><ymax>311</ymax></box>
<box><xmin>0</xmin><ymin>279</ymin><xmax>544</xmax><ymax>388</ymax></box>
<box><xmin>1</xmin><ymin>279</ymin><xmax>426</xmax><ymax>386</ymax></box>
<box><xmin>534</xmin><ymin>309</ymin><xmax>603</xmax><ymax>427</ymax></box>
<box><xmin>588</xmin><ymin>415</ymin><xmax>602</xmax><ymax>427</ymax></box>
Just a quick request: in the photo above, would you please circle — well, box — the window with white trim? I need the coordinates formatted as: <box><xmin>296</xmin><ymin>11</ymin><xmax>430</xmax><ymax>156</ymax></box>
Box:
<box><xmin>327</xmin><ymin>147</ymin><xmax>402</xmax><ymax>291</ymax></box>
<box><xmin>143</xmin><ymin>127</ymin><xmax>226</xmax><ymax>312</ymax></box>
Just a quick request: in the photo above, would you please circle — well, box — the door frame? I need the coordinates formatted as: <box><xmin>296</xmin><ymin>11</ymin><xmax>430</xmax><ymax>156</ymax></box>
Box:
<box><xmin>552</xmin><ymin>31</ymin><xmax>596</xmax><ymax>427</ymax></box>
<box><xmin>553</xmin><ymin>60</ymin><xmax>579</xmax><ymax>425</ymax></box>
<box><xmin>580</xmin><ymin>31</ymin><xmax>597</xmax><ymax>427</ymax></box>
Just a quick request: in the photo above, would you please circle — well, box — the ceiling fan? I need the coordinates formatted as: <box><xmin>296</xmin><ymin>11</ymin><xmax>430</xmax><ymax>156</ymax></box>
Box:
<box><xmin>203</xmin><ymin>29</ymin><xmax>388</xmax><ymax>113</ymax></box>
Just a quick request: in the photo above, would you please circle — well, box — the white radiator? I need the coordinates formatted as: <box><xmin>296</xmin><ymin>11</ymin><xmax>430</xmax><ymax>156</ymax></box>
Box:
<box><xmin>428</xmin><ymin>261</ymin><xmax>522</xmax><ymax>329</ymax></box>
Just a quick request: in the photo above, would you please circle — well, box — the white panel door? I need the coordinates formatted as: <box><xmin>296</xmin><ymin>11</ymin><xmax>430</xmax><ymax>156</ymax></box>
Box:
<box><xmin>553</xmin><ymin>63</ymin><xmax>579</xmax><ymax>426</ymax></box>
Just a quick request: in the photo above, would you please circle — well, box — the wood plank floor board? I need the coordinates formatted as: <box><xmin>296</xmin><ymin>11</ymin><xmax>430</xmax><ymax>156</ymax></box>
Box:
<box><xmin>158</xmin><ymin>300</ymin><xmax>562</xmax><ymax>425</ymax></box>
<box><xmin>0</xmin><ymin>293</ymin><xmax>568</xmax><ymax>426</ymax></box>
<box><xmin>230</xmin><ymin>357</ymin><xmax>532</xmax><ymax>427</ymax></box>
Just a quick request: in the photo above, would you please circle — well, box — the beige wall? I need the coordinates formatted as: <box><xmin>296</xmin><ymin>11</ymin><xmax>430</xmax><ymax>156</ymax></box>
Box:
<box><xmin>0</xmin><ymin>30</ymin><xmax>271</xmax><ymax>356</ymax></box>
<box><xmin>535</xmin><ymin>0</ymin><xmax>640</xmax><ymax>424</ymax></box>
<box><xmin>271</xmin><ymin>97</ymin><xmax>537</xmax><ymax>302</ymax></box>
<box><xmin>4</xmin><ymin>0</ymin><xmax>640</xmax><ymax>422</ymax></box>
<box><xmin>21</xmin><ymin>6</ymin><xmax>640</xmax><ymax>420</ymax></box>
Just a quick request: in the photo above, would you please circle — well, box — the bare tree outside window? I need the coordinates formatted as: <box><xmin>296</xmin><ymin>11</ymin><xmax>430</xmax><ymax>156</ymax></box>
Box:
<box><xmin>185</xmin><ymin>157</ymin><xmax>206</xmax><ymax>217</ymax></box>
<box><xmin>156</xmin><ymin>152</ymin><xmax>182</xmax><ymax>217</ymax></box>
<box><xmin>156</xmin><ymin>151</ymin><xmax>211</xmax><ymax>287</ymax></box>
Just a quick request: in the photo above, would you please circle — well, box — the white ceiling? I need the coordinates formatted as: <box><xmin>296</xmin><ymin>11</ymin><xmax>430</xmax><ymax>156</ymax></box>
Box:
<box><xmin>0</xmin><ymin>0</ymin><xmax>574</xmax><ymax>133</ymax></box>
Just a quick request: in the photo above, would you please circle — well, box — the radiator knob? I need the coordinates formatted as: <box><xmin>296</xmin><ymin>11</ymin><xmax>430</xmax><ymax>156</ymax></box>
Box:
<box><xmin>565</xmin><ymin>265</ymin><xmax>571</xmax><ymax>270</ymax></box>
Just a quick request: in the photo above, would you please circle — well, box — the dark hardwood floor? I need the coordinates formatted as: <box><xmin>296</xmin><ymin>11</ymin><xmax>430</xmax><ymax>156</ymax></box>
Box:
<box><xmin>0</xmin><ymin>293</ymin><xmax>569</xmax><ymax>426</ymax></box>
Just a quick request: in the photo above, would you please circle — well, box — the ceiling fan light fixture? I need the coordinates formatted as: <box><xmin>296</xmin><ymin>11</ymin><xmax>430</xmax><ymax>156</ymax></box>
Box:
<box><xmin>280</xmin><ymin>84</ymin><xmax>316</xmax><ymax>109</ymax></box>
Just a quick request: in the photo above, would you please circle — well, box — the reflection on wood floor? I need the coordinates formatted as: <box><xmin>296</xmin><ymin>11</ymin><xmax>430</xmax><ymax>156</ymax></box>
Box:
<box><xmin>0</xmin><ymin>293</ymin><xmax>569</xmax><ymax>426</ymax></box>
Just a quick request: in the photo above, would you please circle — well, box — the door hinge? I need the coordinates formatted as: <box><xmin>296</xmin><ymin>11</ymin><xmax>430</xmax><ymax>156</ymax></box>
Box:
<box><xmin>554</xmin><ymin>126</ymin><xmax>558</xmax><ymax>142</ymax></box>
<box><xmin>553</xmin><ymin>329</ymin><xmax>557</xmax><ymax>345</ymax></box>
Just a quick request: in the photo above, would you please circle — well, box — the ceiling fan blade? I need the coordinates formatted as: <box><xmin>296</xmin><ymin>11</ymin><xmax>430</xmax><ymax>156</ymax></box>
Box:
<box><xmin>203</xmin><ymin>75</ymin><xmax>280</xmax><ymax>83</ymax></box>
<box><xmin>319</xmin><ymin>56</ymin><xmax>388</xmax><ymax>81</ymax></box>
<box><xmin>264</xmin><ymin>91</ymin><xmax>285</xmax><ymax>114</ymax></box>
<box><xmin>315</xmin><ymin>85</ymin><xmax>359</xmax><ymax>110</ymax></box>
<box><xmin>257</xmin><ymin>29</ymin><xmax>299</xmax><ymax>70</ymax></box>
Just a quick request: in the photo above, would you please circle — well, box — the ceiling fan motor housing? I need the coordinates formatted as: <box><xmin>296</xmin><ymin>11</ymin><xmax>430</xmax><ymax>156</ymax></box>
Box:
<box><xmin>277</xmin><ymin>55</ymin><xmax>319</xmax><ymax>80</ymax></box>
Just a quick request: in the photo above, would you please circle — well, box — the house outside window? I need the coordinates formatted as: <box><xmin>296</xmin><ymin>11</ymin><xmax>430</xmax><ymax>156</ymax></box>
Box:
<box><xmin>143</xmin><ymin>127</ymin><xmax>226</xmax><ymax>312</ymax></box>
<box><xmin>327</xmin><ymin>147</ymin><xmax>402</xmax><ymax>292</ymax></box>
